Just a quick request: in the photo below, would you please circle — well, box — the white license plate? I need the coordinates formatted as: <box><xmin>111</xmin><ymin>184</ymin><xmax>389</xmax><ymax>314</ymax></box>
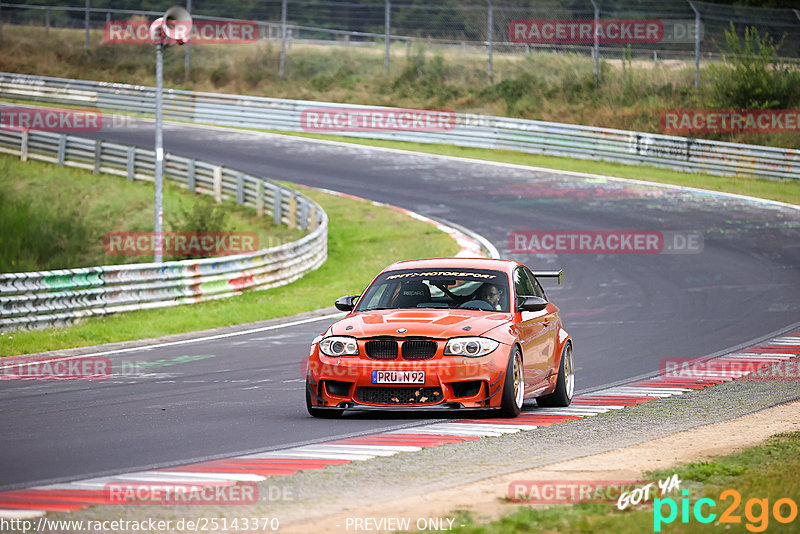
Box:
<box><xmin>371</xmin><ymin>370</ymin><xmax>425</xmax><ymax>384</ymax></box>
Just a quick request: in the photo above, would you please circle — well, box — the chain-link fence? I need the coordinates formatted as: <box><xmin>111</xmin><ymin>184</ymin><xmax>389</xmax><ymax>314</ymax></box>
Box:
<box><xmin>1</xmin><ymin>0</ymin><xmax>799</xmax><ymax>84</ymax></box>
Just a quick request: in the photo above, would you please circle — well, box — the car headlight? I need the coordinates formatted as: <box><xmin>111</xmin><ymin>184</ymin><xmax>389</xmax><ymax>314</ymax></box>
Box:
<box><xmin>444</xmin><ymin>337</ymin><xmax>499</xmax><ymax>357</ymax></box>
<box><xmin>319</xmin><ymin>336</ymin><xmax>359</xmax><ymax>357</ymax></box>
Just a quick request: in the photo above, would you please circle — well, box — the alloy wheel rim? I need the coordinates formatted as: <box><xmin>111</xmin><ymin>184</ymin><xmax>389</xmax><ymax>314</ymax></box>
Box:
<box><xmin>513</xmin><ymin>353</ymin><xmax>524</xmax><ymax>408</ymax></box>
<box><xmin>564</xmin><ymin>346</ymin><xmax>574</xmax><ymax>400</ymax></box>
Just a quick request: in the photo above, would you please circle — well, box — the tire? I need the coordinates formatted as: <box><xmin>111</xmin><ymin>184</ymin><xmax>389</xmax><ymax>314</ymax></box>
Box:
<box><xmin>499</xmin><ymin>348</ymin><xmax>525</xmax><ymax>417</ymax></box>
<box><xmin>536</xmin><ymin>343</ymin><xmax>574</xmax><ymax>408</ymax></box>
<box><xmin>306</xmin><ymin>381</ymin><xmax>344</xmax><ymax>418</ymax></box>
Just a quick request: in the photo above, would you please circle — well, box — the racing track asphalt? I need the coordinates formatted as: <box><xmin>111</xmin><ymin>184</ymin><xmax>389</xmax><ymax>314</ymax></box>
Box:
<box><xmin>1</xmin><ymin>119</ymin><xmax>798</xmax><ymax>490</ymax></box>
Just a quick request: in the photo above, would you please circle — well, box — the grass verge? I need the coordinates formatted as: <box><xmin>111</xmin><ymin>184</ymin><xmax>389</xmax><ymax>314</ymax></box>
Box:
<box><xmin>0</xmin><ymin>184</ymin><xmax>459</xmax><ymax>356</ymax></box>
<box><xmin>447</xmin><ymin>430</ymin><xmax>800</xmax><ymax>533</ymax></box>
<box><xmin>0</xmin><ymin>153</ymin><xmax>301</xmax><ymax>272</ymax></box>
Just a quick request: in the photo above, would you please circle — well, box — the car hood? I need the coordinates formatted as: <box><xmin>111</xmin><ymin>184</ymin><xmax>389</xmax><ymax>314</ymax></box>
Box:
<box><xmin>330</xmin><ymin>309</ymin><xmax>511</xmax><ymax>339</ymax></box>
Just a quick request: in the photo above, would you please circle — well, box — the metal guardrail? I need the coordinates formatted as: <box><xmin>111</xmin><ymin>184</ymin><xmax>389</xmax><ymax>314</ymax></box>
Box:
<box><xmin>0</xmin><ymin>126</ymin><xmax>328</xmax><ymax>331</ymax></box>
<box><xmin>1</xmin><ymin>72</ymin><xmax>796</xmax><ymax>181</ymax></box>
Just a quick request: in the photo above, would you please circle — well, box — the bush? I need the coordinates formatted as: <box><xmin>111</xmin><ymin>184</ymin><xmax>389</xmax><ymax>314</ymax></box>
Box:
<box><xmin>241</xmin><ymin>50</ymin><xmax>274</xmax><ymax>87</ymax></box>
<box><xmin>392</xmin><ymin>52</ymin><xmax>426</xmax><ymax>91</ymax></box>
<box><xmin>310</xmin><ymin>66</ymin><xmax>356</xmax><ymax>92</ymax></box>
<box><xmin>392</xmin><ymin>53</ymin><xmax>459</xmax><ymax>103</ymax></box>
<box><xmin>166</xmin><ymin>201</ymin><xmax>228</xmax><ymax>260</ymax></box>
<box><xmin>210</xmin><ymin>62</ymin><xmax>231</xmax><ymax>88</ymax></box>
<box><xmin>480</xmin><ymin>72</ymin><xmax>544</xmax><ymax>115</ymax></box>
<box><xmin>708</xmin><ymin>24</ymin><xmax>800</xmax><ymax>109</ymax></box>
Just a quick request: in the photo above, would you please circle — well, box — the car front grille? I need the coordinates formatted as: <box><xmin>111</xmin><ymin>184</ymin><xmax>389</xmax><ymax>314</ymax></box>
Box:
<box><xmin>365</xmin><ymin>339</ymin><xmax>438</xmax><ymax>360</ymax></box>
<box><xmin>401</xmin><ymin>340</ymin><xmax>437</xmax><ymax>360</ymax></box>
<box><xmin>365</xmin><ymin>340</ymin><xmax>398</xmax><ymax>360</ymax></box>
<box><xmin>356</xmin><ymin>386</ymin><xmax>443</xmax><ymax>405</ymax></box>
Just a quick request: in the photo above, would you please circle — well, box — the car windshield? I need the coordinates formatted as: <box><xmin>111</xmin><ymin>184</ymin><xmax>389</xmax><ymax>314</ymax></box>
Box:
<box><xmin>355</xmin><ymin>268</ymin><xmax>510</xmax><ymax>313</ymax></box>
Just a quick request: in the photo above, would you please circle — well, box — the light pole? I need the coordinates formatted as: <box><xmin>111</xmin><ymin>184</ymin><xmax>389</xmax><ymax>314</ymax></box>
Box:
<box><xmin>149</xmin><ymin>7</ymin><xmax>192</xmax><ymax>263</ymax></box>
<box><xmin>154</xmin><ymin>41</ymin><xmax>165</xmax><ymax>262</ymax></box>
<box><xmin>184</xmin><ymin>0</ymin><xmax>192</xmax><ymax>82</ymax></box>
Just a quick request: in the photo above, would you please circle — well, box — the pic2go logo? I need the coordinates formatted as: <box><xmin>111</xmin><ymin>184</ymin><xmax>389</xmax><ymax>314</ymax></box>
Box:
<box><xmin>654</xmin><ymin>489</ymin><xmax>798</xmax><ymax>532</ymax></box>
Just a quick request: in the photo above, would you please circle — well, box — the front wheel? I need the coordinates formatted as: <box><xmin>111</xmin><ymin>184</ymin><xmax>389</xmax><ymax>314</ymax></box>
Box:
<box><xmin>536</xmin><ymin>343</ymin><xmax>574</xmax><ymax>407</ymax></box>
<box><xmin>499</xmin><ymin>348</ymin><xmax>525</xmax><ymax>417</ymax></box>
<box><xmin>306</xmin><ymin>381</ymin><xmax>343</xmax><ymax>418</ymax></box>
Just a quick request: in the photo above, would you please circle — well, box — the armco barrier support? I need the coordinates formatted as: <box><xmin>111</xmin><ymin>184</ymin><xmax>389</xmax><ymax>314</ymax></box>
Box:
<box><xmin>0</xmin><ymin>127</ymin><xmax>328</xmax><ymax>331</ymax></box>
<box><xmin>0</xmin><ymin>72</ymin><xmax>797</xmax><ymax>180</ymax></box>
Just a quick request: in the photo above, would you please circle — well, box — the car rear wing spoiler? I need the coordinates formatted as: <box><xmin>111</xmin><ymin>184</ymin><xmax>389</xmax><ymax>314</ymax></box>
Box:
<box><xmin>532</xmin><ymin>270</ymin><xmax>563</xmax><ymax>284</ymax></box>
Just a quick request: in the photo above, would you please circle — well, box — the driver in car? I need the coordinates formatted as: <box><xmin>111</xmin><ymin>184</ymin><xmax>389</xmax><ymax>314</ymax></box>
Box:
<box><xmin>477</xmin><ymin>283</ymin><xmax>502</xmax><ymax>310</ymax></box>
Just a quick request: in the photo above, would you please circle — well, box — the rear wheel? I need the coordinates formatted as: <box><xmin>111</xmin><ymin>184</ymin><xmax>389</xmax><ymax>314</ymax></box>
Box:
<box><xmin>499</xmin><ymin>348</ymin><xmax>524</xmax><ymax>417</ymax></box>
<box><xmin>536</xmin><ymin>343</ymin><xmax>574</xmax><ymax>407</ymax></box>
<box><xmin>306</xmin><ymin>381</ymin><xmax>343</xmax><ymax>418</ymax></box>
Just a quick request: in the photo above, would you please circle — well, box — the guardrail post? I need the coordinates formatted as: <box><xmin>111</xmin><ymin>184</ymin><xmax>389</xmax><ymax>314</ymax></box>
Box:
<box><xmin>279</xmin><ymin>0</ymin><xmax>287</xmax><ymax>77</ymax></box>
<box><xmin>236</xmin><ymin>173</ymin><xmax>244</xmax><ymax>205</ymax></box>
<box><xmin>590</xmin><ymin>0</ymin><xmax>599</xmax><ymax>87</ymax></box>
<box><xmin>21</xmin><ymin>130</ymin><xmax>28</xmax><ymax>162</ymax></box>
<box><xmin>300</xmin><ymin>199</ymin><xmax>309</xmax><ymax>230</ymax></box>
<box><xmin>46</xmin><ymin>9</ymin><xmax>51</xmax><ymax>34</ymax></box>
<box><xmin>256</xmin><ymin>180</ymin><xmax>264</xmax><ymax>216</ymax></box>
<box><xmin>273</xmin><ymin>189</ymin><xmax>282</xmax><ymax>225</ymax></box>
<box><xmin>93</xmin><ymin>140</ymin><xmax>101</xmax><ymax>174</ymax></box>
<box><xmin>309</xmin><ymin>205</ymin><xmax>316</xmax><ymax>230</ymax></box>
<box><xmin>57</xmin><ymin>135</ymin><xmax>66</xmax><ymax>166</ymax></box>
<box><xmin>187</xmin><ymin>158</ymin><xmax>195</xmax><ymax>191</ymax></box>
<box><xmin>126</xmin><ymin>146</ymin><xmax>135</xmax><ymax>181</ymax></box>
<box><xmin>184</xmin><ymin>0</ymin><xmax>192</xmax><ymax>82</ymax></box>
<box><xmin>213</xmin><ymin>166</ymin><xmax>222</xmax><ymax>203</ymax></box>
<box><xmin>288</xmin><ymin>194</ymin><xmax>297</xmax><ymax>230</ymax></box>
<box><xmin>385</xmin><ymin>1</ymin><xmax>391</xmax><ymax>75</ymax></box>
<box><xmin>85</xmin><ymin>0</ymin><xmax>90</xmax><ymax>52</ymax></box>
<box><xmin>486</xmin><ymin>0</ymin><xmax>493</xmax><ymax>82</ymax></box>
<box><xmin>687</xmin><ymin>1</ymin><xmax>700</xmax><ymax>89</ymax></box>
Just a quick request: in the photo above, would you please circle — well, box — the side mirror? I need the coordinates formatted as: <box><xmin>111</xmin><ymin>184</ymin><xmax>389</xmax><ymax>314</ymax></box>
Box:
<box><xmin>516</xmin><ymin>295</ymin><xmax>548</xmax><ymax>312</ymax></box>
<box><xmin>335</xmin><ymin>295</ymin><xmax>359</xmax><ymax>311</ymax></box>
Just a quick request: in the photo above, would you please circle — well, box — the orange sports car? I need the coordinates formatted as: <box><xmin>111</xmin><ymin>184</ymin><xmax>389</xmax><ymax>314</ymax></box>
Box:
<box><xmin>305</xmin><ymin>258</ymin><xmax>573</xmax><ymax>417</ymax></box>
